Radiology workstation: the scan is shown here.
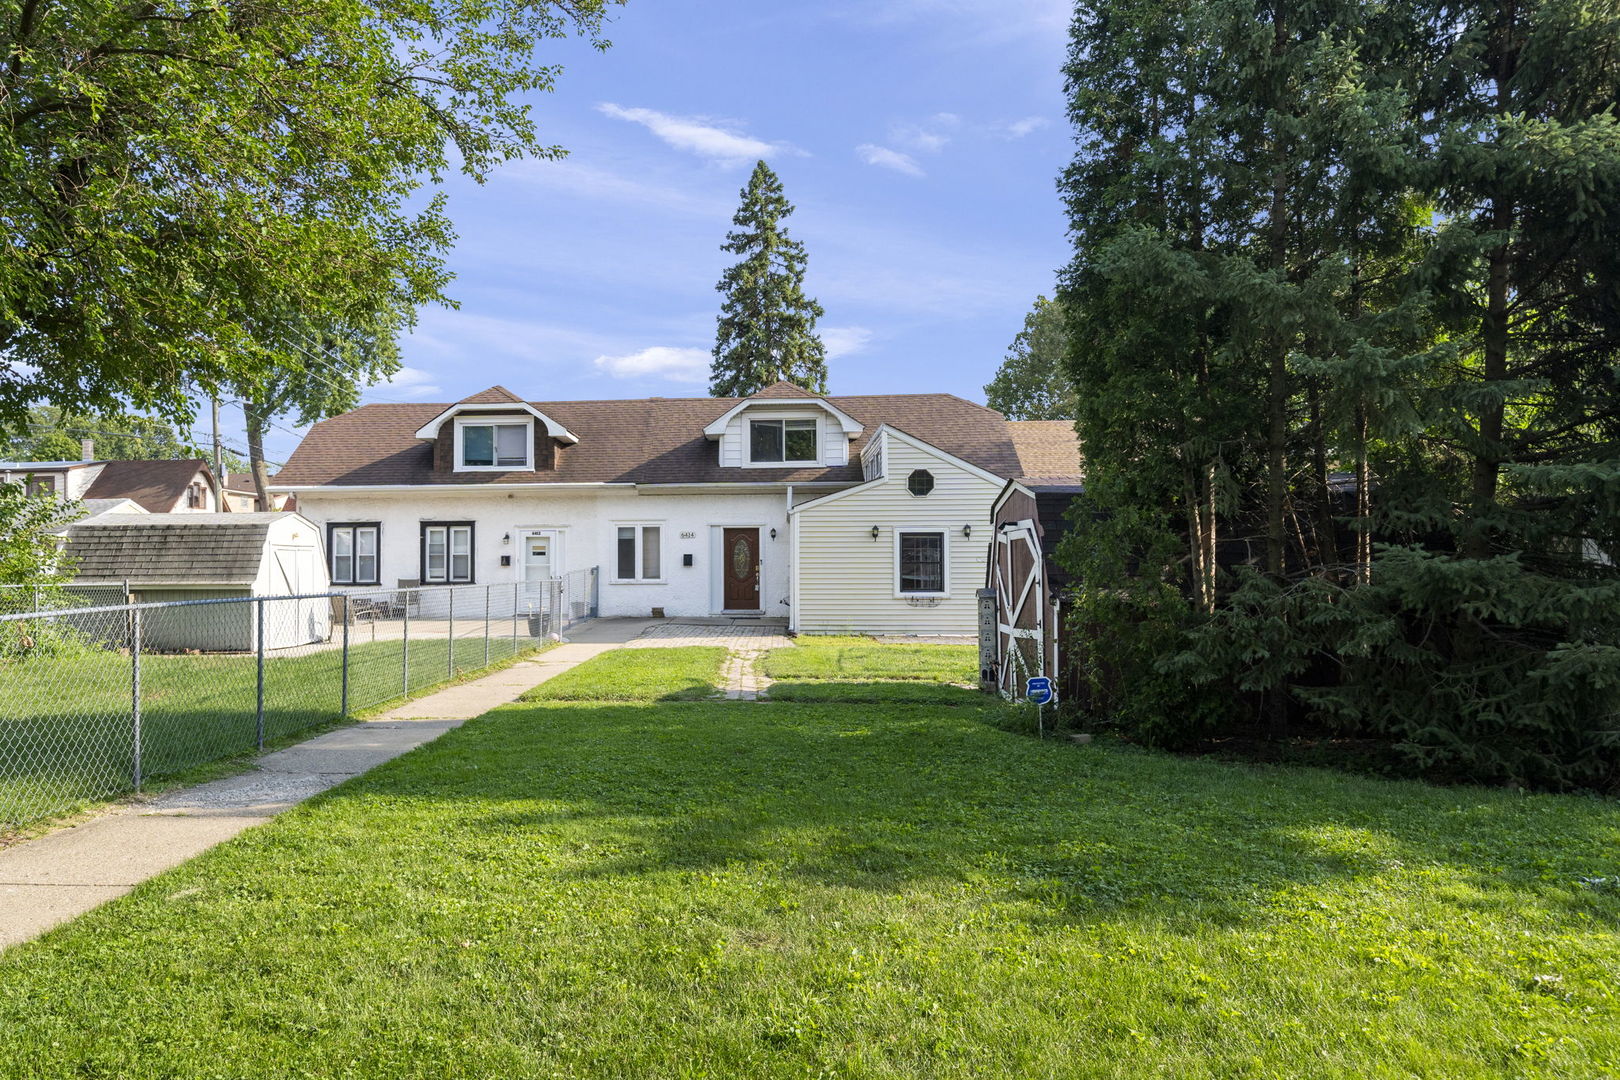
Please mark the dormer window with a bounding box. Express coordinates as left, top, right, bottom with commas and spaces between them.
455, 418, 531, 471
750, 418, 818, 464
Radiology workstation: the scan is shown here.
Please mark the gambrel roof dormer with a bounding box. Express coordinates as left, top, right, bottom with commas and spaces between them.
412, 386, 580, 445
702, 382, 864, 470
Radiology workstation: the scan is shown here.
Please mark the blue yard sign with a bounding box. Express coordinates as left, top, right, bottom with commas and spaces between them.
1026, 676, 1054, 706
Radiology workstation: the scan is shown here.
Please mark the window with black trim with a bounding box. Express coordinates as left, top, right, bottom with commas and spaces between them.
614, 524, 663, 581
329, 523, 381, 586
421, 522, 475, 583
897, 530, 946, 595
749, 418, 818, 463
907, 469, 935, 497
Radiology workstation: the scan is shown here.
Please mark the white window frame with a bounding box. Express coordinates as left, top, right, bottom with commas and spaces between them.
453, 416, 533, 472
328, 522, 380, 586
893, 527, 951, 599
422, 522, 475, 584
612, 522, 665, 584
745, 416, 821, 467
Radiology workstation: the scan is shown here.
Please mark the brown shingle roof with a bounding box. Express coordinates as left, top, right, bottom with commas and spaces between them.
1007, 421, 1083, 484
752, 381, 820, 399
82, 459, 212, 512
272, 393, 1030, 488
458, 385, 525, 404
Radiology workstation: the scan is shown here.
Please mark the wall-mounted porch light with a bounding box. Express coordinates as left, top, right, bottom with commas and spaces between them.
871, 525, 880, 541
502, 532, 511, 545
769, 527, 777, 540
962, 524, 972, 539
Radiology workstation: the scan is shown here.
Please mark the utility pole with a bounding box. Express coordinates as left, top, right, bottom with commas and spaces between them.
211, 397, 226, 510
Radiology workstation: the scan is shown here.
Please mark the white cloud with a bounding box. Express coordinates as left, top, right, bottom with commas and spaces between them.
893, 112, 961, 153
821, 326, 874, 359
593, 346, 711, 383
597, 103, 800, 166
856, 144, 925, 177
1003, 116, 1049, 138
371, 365, 441, 400
503, 160, 731, 217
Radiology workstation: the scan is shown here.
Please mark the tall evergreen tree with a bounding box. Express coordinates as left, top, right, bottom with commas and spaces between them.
984, 296, 1074, 419
710, 162, 827, 397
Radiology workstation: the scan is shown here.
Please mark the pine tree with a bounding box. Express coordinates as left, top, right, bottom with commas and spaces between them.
710, 161, 827, 397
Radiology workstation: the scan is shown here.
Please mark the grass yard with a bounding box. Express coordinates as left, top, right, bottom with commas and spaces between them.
0, 633, 546, 830
521, 646, 727, 702
0, 647, 1616, 1078
761, 634, 976, 683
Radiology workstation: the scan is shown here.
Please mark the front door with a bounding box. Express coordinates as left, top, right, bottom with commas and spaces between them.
523, 534, 551, 581
722, 528, 760, 610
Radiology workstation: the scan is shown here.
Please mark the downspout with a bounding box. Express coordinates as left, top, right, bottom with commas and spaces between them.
785, 485, 796, 633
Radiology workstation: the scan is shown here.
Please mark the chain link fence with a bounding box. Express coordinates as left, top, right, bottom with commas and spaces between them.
0, 582, 130, 616
0, 569, 599, 832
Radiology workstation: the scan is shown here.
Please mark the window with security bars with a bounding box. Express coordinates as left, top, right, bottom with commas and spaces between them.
329, 523, 380, 585
615, 524, 662, 581
422, 523, 474, 583
897, 530, 946, 595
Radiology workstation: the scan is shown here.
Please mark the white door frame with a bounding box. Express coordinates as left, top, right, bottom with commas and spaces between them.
709, 523, 767, 614
515, 527, 565, 581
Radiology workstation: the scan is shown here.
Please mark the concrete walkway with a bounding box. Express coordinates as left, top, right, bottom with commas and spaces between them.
0, 635, 630, 950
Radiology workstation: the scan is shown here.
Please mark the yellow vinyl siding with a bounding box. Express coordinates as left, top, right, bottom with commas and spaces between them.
793, 432, 998, 634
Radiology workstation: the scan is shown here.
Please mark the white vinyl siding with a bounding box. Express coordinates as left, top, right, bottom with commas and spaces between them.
719, 407, 849, 468
793, 430, 998, 634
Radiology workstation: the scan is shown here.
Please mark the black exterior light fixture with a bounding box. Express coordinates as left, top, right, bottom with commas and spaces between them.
769, 527, 777, 540
962, 524, 972, 539
871, 525, 880, 541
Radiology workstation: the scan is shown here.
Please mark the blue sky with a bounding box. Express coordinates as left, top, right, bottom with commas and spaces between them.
242, 0, 1072, 467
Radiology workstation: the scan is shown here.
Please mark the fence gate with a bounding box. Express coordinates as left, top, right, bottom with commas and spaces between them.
992, 520, 1044, 699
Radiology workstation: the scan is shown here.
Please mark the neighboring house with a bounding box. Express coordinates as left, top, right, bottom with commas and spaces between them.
61, 512, 330, 650
271, 384, 1081, 635
1, 456, 222, 513
222, 472, 296, 513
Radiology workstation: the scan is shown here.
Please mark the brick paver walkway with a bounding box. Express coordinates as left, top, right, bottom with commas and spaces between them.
622, 621, 792, 701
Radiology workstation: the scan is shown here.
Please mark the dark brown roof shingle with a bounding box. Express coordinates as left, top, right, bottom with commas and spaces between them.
83, 459, 212, 512
272, 393, 1034, 487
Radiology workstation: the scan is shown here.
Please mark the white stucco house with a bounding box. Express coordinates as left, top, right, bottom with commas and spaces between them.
270, 383, 1079, 635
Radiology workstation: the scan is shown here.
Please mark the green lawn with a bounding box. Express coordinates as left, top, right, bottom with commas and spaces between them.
521, 646, 726, 702
1, 633, 545, 830
762, 635, 976, 683
1, 649, 1616, 1077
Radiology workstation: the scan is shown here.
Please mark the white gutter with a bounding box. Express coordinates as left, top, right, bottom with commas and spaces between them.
268, 482, 629, 494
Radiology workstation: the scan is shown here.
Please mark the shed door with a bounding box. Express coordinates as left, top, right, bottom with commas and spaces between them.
723, 528, 760, 610
992, 522, 1043, 698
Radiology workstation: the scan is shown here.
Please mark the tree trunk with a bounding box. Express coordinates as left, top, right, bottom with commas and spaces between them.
244, 401, 273, 513
1355, 403, 1372, 584
1263, 4, 1291, 737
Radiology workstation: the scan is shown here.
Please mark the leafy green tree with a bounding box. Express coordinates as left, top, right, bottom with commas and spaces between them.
0, 484, 79, 586
0, 0, 616, 431
0, 407, 192, 462
984, 296, 1073, 420
711, 161, 827, 397
230, 311, 401, 510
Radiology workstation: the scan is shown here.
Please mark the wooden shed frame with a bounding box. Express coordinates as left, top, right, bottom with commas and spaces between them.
985, 478, 1083, 701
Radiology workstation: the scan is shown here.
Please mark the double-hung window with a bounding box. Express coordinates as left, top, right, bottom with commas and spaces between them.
614, 524, 662, 582
329, 523, 380, 586
457, 420, 530, 470
749, 418, 818, 464
896, 530, 948, 597
422, 523, 474, 584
